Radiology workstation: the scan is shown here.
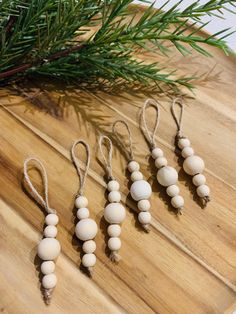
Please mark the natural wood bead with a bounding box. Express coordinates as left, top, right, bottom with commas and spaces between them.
82, 240, 96, 254
197, 185, 210, 197
138, 212, 151, 224
171, 195, 184, 209
104, 203, 126, 224
37, 238, 61, 261
183, 155, 205, 176
151, 148, 163, 159
130, 180, 152, 201
75, 218, 97, 241
75, 196, 88, 208
77, 207, 90, 220
166, 185, 180, 197
42, 273, 57, 289
138, 199, 150, 211
108, 237, 121, 251
181, 147, 194, 158
45, 214, 59, 226
157, 166, 178, 187
127, 161, 140, 172
178, 138, 190, 149
108, 191, 121, 203
82, 253, 96, 267
41, 261, 55, 275
44, 225, 57, 238
155, 157, 168, 169
107, 224, 121, 237
131, 171, 143, 182
192, 174, 206, 186
107, 180, 120, 192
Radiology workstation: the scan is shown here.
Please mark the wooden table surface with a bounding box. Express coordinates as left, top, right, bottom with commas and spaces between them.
0, 7, 236, 314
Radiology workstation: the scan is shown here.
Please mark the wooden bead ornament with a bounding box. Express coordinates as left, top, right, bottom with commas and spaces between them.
71, 140, 98, 274
112, 120, 152, 232
23, 158, 61, 305
99, 135, 126, 262
141, 99, 184, 215
171, 98, 210, 207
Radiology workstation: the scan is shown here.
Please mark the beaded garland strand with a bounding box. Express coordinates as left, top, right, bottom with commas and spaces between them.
23, 158, 61, 305
140, 99, 184, 215
71, 140, 98, 274
99, 135, 126, 262
171, 98, 210, 206
112, 120, 152, 232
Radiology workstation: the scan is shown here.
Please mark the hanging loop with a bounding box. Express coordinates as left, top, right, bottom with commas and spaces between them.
171, 98, 184, 137
112, 120, 134, 161
71, 139, 90, 196
141, 99, 160, 149
23, 157, 55, 214
98, 135, 115, 181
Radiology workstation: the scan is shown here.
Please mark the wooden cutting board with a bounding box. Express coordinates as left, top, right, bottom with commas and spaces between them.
0, 5, 236, 314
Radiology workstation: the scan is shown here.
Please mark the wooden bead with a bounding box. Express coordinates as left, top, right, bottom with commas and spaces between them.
130, 180, 152, 201
183, 155, 205, 176
82, 240, 96, 253
77, 207, 90, 220
192, 174, 206, 186
178, 138, 190, 149
75, 196, 88, 208
38, 238, 61, 260
42, 273, 57, 289
181, 147, 194, 158
108, 191, 121, 203
41, 261, 55, 275
45, 214, 59, 226
131, 171, 143, 182
75, 218, 97, 241
104, 203, 126, 224
155, 157, 168, 169
82, 253, 96, 267
108, 237, 121, 251
166, 185, 180, 197
107, 224, 121, 237
107, 180, 120, 192
157, 166, 178, 187
138, 199, 150, 211
127, 161, 140, 172
171, 195, 184, 208
138, 212, 151, 224
44, 225, 57, 238
197, 185, 210, 197
151, 148, 163, 159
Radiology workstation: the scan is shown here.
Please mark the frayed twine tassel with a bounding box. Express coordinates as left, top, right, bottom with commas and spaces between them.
44, 288, 53, 305
142, 224, 150, 233
177, 207, 183, 216
110, 251, 121, 263
87, 267, 93, 277
202, 196, 210, 208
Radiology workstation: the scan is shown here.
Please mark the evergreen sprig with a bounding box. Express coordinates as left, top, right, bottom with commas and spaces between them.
0, 0, 235, 91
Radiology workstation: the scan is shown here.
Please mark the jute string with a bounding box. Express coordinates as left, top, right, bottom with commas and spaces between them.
98, 135, 115, 181
171, 98, 184, 138
112, 120, 134, 161
71, 139, 90, 196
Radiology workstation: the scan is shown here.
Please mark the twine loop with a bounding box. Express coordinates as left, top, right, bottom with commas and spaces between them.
23, 157, 55, 214
71, 139, 90, 196
98, 135, 115, 181
171, 98, 184, 138
140, 99, 160, 149
112, 120, 134, 161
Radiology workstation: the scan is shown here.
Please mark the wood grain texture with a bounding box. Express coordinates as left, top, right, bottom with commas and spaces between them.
0, 6, 236, 314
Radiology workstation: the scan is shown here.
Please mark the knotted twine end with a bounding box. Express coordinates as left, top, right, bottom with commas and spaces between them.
142, 224, 151, 233
110, 251, 121, 263
44, 288, 53, 305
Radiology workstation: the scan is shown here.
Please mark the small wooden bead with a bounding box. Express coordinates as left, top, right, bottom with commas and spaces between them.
127, 161, 140, 172
181, 147, 194, 158
82, 240, 96, 253
197, 185, 210, 197
138, 199, 150, 211
44, 225, 57, 238
77, 207, 90, 220
130, 180, 152, 201
107, 224, 121, 237
157, 166, 178, 187
151, 148, 164, 159
178, 138, 190, 149
107, 180, 120, 192
166, 185, 180, 197
75, 218, 98, 241
108, 191, 121, 203
41, 261, 55, 275
183, 155, 205, 176
108, 237, 121, 251
104, 203, 126, 224
171, 195, 184, 208
138, 212, 151, 224
37, 238, 61, 261
75, 196, 88, 208
45, 214, 59, 226
155, 157, 168, 169
192, 174, 206, 186
82, 253, 96, 267
42, 273, 57, 289
131, 171, 143, 182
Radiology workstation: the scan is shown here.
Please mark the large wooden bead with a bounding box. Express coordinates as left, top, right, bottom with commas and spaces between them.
171, 195, 184, 208
42, 273, 57, 289
82, 253, 96, 267
183, 155, 205, 175
157, 166, 178, 187
44, 225, 57, 238
75, 196, 88, 208
107, 180, 120, 192
197, 185, 210, 197
138, 212, 151, 224
192, 174, 206, 186
82, 240, 96, 253
108, 237, 121, 251
38, 238, 61, 260
75, 218, 98, 241
104, 203, 126, 224
45, 214, 59, 226
41, 261, 55, 275
107, 224, 121, 237
130, 180, 152, 201
127, 161, 140, 172
108, 191, 121, 203
138, 199, 150, 211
